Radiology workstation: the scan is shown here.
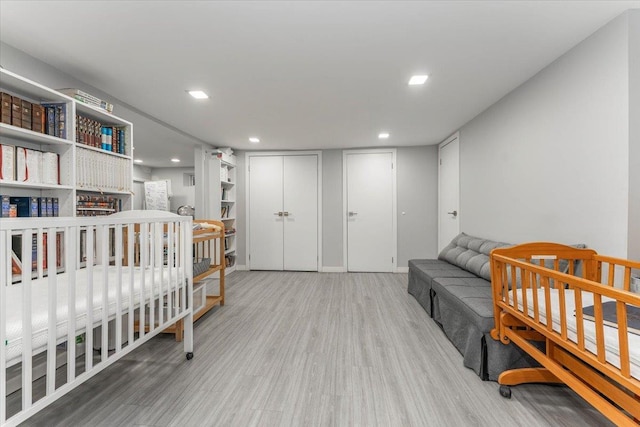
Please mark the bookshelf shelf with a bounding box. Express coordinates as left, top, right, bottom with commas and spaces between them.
0, 181, 73, 191
221, 200, 235, 204
76, 187, 132, 195
0, 69, 134, 217
76, 143, 132, 160
0, 123, 73, 146
0, 69, 73, 105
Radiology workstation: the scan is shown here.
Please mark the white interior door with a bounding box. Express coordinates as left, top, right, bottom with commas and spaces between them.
345, 151, 395, 272
283, 155, 318, 271
438, 134, 460, 251
249, 156, 284, 270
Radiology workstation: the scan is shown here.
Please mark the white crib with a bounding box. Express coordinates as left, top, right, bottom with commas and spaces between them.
1, 212, 194, 426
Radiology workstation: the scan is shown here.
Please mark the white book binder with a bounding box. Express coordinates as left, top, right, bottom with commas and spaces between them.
42, 152, 59, 185
0, 144, 15, 181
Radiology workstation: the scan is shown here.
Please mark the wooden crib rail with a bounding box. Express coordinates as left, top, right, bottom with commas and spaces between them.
489, 242, 640, 426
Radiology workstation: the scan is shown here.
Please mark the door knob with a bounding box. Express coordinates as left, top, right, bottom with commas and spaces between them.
348, 211, 358, 217
447, 210, 458, 217
274, 212, 283, 217
283, 211, 290, 217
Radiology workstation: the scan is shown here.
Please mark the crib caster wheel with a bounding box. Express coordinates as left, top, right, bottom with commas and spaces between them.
499, 385, 512, 399
186, 352, 194, 360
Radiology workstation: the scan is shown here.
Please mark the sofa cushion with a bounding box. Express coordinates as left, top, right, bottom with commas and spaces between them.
436, 283, 495, 332
438, 232, 511, 280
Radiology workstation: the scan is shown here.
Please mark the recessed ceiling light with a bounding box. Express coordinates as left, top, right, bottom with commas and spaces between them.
188, 90, 209, 99
408, 75, 429, 85
249, 137, 260, 143
378, 132, 390, 139
134, 159, 143, 163
171, 158, 181, 163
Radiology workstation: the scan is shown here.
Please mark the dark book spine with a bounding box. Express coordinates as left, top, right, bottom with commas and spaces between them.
11, 96, 22, 128
0, 93, 12, 124
21, 100, 32, 130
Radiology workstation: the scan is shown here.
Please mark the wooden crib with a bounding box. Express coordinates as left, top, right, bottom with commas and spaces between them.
490, 242, 640, 426
1, 212, 194, 427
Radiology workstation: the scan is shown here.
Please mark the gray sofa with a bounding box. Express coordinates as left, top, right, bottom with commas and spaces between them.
408, 232, 537, 381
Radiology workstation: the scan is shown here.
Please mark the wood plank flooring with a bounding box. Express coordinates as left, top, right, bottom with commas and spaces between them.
17, 271, 611, 426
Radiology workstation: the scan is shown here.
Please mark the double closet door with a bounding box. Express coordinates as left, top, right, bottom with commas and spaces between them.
249, 154, 318, 271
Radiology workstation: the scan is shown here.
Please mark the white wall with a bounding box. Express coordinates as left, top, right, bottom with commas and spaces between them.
459, 12, 631, 257
151, 168, 195, 213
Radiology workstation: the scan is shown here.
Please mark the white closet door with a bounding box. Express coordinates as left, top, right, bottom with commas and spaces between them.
249, 156, 284, 270
283, 155, 318, 271
346, 152, 394, 272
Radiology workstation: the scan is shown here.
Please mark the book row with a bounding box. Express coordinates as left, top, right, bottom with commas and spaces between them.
0, 144, 60, 185
76, 113, 126, 154
220, 205, 233, 218
58, 88, 114, 114
1, 93, 66, 138
76, 194, 122, 216
76, 148, 131, 192
1, 195, 60, 218
11, 232, 64, 279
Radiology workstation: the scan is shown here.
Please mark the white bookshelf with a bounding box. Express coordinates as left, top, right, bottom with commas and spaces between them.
218, 153, 237, 274
0, 68, 133, 217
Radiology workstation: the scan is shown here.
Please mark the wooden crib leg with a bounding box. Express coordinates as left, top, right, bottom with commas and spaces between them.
175, 319, 184, 342
499, 367, 562, 386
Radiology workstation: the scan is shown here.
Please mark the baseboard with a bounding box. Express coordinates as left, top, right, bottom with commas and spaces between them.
322, 266, 347, 273
396, 267, 409, 273
235, 264, 247, 271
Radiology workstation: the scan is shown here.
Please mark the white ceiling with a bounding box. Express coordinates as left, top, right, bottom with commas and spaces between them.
1, 1, 638, 168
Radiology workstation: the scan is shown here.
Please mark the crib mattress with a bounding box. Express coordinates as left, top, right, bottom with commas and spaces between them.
514, 288, 640, 380
4, 265, 186, 367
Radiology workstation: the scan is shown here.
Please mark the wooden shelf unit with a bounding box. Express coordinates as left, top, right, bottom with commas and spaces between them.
166, 219, 226, 341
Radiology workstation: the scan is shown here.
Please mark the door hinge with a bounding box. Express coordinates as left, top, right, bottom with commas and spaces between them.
391, 162, 394, 169
440, 159, 442, 165
392, 257, 394, 263
249, 254, 251, 261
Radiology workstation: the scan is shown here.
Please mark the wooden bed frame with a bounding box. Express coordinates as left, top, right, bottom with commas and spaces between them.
490, 242, 640, 426
1, 213, 194, 427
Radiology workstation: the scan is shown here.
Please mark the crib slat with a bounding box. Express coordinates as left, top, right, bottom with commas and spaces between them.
115, 224, 123, 352
623, 267, 631, 292
85, 226, 94, 372
101, 225, 109, 362
167, 222, 174, 323
510, 265, 518, 309
543, 275, 553, 332
180, 222, 187, 319
521, 266, 529, 318
574, 289, 585, 351
616, 302, 631, 378
558, 286, 567, 340
127, 224, 135, 346
593, 295, 606, 363
148, 223, 155, 332
21, 229, 33, 410
46, 229, 57, 395
531, 271, 540, 324
66, 226, 77, 382
139, 224, 147, 338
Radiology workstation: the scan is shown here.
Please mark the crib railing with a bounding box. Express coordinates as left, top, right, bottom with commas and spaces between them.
1, 213, 193, 427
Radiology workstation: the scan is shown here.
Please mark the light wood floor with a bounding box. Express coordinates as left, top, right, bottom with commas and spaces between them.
18, 271, 611, 426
